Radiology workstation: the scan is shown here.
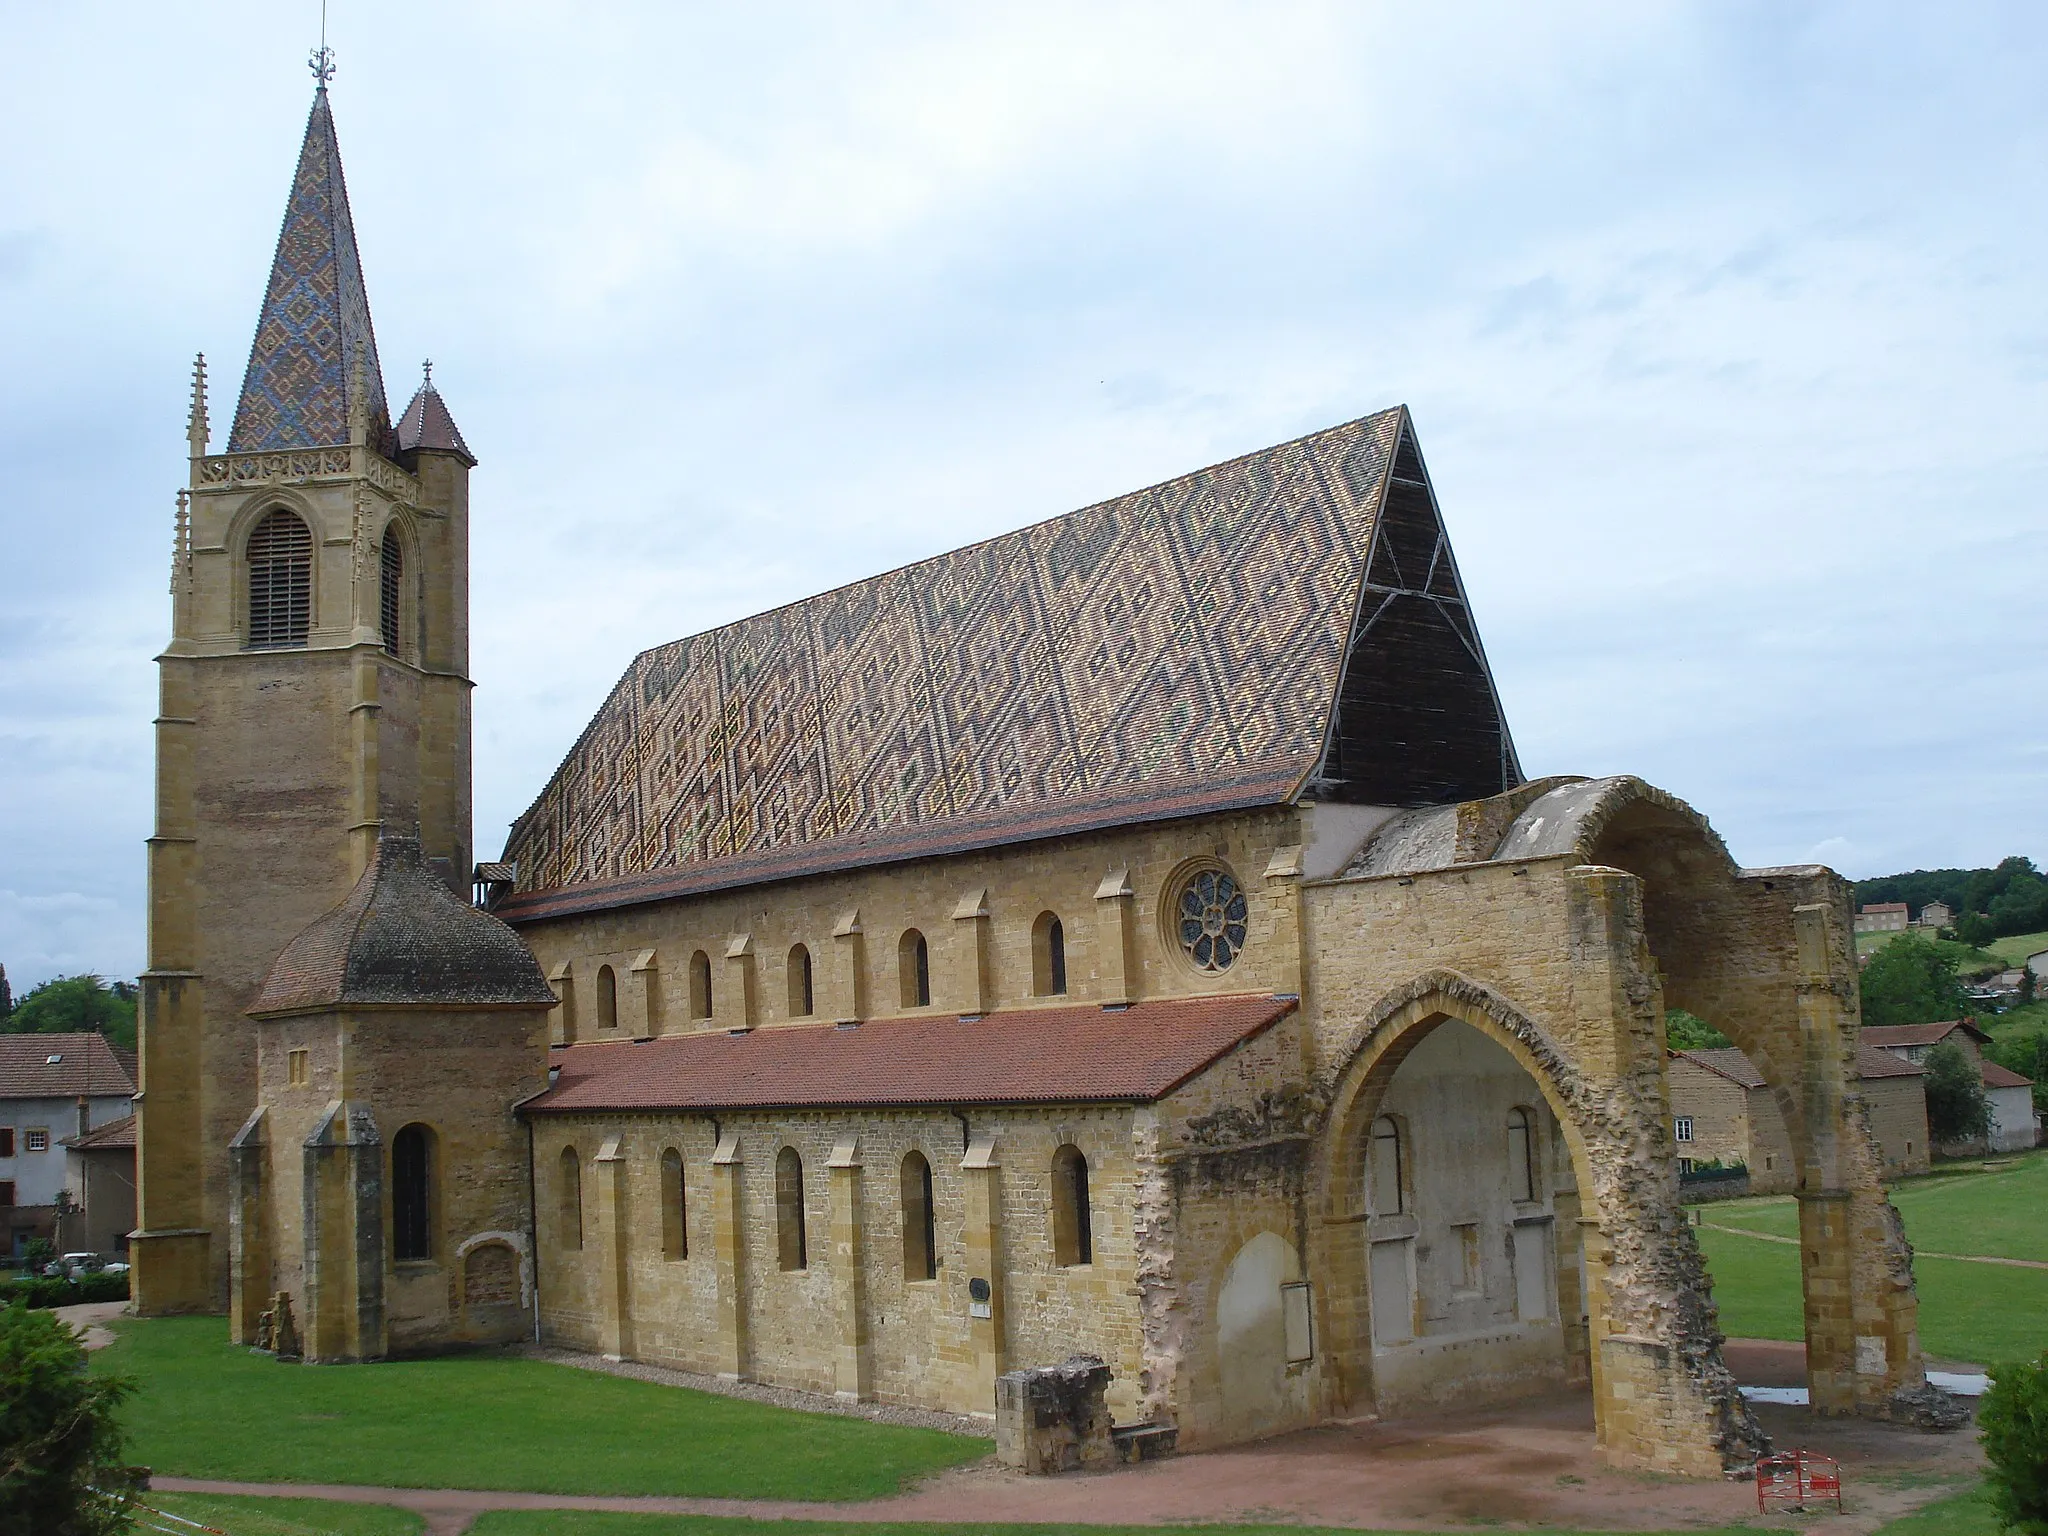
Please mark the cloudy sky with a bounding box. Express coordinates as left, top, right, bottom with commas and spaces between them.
2, 2, 2042, 990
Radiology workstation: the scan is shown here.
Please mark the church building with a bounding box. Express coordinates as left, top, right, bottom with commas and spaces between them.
135, 81, 1946, 1475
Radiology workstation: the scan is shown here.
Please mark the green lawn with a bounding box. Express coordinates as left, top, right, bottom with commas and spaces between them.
1697, 1151, 2048, 1364
145, 1493, 424, 1536
98, 1317, 987, 1497
1707, 1148, 2048, 1261
1984, 930, 2048, 967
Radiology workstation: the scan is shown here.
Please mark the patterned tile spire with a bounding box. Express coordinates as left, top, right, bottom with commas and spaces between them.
227, 87, 391, 454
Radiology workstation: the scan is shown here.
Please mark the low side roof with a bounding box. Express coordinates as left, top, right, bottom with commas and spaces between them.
1673, 1043, 1923, 1086
1982, 1060, 2035, 1089
1861, 1021, 1989, 1049
500, 408, 1523, 918
0, 1034, 136, 1099
524, 993, 1296, 1114
63, 1113, 137, 1151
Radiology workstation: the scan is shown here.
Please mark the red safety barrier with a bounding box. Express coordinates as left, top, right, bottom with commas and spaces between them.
1756, 1448, 1843, 1513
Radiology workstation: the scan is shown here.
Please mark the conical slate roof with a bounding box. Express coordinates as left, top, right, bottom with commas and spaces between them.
227, 87, 391, 454
395, 379, 476, 465
250, 836, 555, 1016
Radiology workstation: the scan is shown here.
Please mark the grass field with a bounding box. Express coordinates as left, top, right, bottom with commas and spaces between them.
1697, 1149, 2048, 1365
145, 1493, 424, 1535
1984, 930, 2048, 967
97, 1317, 987, 1497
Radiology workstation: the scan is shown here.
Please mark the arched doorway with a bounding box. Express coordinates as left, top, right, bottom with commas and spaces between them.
1319, 1001, 1592, 1420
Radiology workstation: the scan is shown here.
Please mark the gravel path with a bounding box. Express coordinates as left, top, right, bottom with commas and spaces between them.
522, 1345, 987, 1436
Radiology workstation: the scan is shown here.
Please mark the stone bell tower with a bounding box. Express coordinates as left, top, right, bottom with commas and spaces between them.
134, 77, 479, 1314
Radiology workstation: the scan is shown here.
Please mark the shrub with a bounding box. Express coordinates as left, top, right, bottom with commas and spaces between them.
0, 1273, 130, 1310
1925, 1041, 1993, 1145
0, 1301, 138, 1535
1980, 1350, 2048, 1535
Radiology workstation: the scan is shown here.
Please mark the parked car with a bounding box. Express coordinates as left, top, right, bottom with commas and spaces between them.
43, 1252, 106, 1279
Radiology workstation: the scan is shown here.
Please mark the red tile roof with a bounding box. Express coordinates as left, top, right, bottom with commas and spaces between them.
1981, 1061, 2034, 1090
1861, 1020, 1989, 1049
0, 1035, 137, 1100
1672, 1043, 1923, 1086
1859, 902, 1909, 914
395, 381, 475, 465
524, 993, 1296, 1115
63, 1113, 136, 1151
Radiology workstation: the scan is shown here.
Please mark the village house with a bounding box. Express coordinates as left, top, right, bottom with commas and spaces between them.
1853, 902, 1909, 935
1667, 1046, 1928, 1194
1861, 1022, 2039, 1154
0, 1034, 135, 1259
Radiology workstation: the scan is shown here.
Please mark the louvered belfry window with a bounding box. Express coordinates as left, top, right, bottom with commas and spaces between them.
380, 526, 403, 656
246, 510, 312, 649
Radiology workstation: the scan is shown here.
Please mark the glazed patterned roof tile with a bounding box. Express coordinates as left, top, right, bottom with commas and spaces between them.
525, 993, 1296, 1113
502, 408, 1522, 915
228, 88, 391, 454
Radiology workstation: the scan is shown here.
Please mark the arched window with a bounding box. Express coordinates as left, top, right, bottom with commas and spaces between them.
1507, 1106, 1538, 1203
898, 929, 930, 1009
554, 964, 577, 1044
787, 944, 814, 1018
1051, 1144, 1092, 1266
901, 1150, 937, 1281
559, 1145, 583, 1251
1369, 1115, 1405, 1216
380, 525, 404, 656
246, 509, 312, 649
596, 964, 618, 1030
660, 1147, 687, 1261
688, 950, 713, 1020
392, 1123, 433, 1262
775, 1146, 807, 1271
1032, 912, 1067, 997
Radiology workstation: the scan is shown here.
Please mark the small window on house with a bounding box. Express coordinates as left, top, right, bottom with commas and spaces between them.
1032, 912, 1067, 997
660, 1147, 687, 1261
898, 929, 930, 1009
0, 1180, 13, 1206
559, 1145, 583, 1251
596, 964, 618, 1030
0, 1129, 13, 1157
1369, 1115, 1405, 1216
286, 1049, 309, 1087
1507, 1106, 1538, 1203
246, 509, 313, 649
1674, 1116, 1694, 1145
776, 1146, 808, 1271
902, 1150, 938, 1281
24, 1130, 48, 1154
1678, 1156, 1695, 1175
788, 944, 814, 1018
1051, 1144, 1093, 1266
688, 950, 713, 1020
392, 1123, 433, 1262
380, 525, 404, 656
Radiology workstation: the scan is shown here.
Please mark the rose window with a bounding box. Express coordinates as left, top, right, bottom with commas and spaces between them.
1177, 869, 1248, 972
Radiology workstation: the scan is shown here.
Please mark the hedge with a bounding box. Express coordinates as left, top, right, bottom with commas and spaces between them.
1, 1272, 131, 1308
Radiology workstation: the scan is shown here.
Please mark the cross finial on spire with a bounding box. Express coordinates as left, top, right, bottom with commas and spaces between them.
422, 358, 434, 388
309, 0, 334, 86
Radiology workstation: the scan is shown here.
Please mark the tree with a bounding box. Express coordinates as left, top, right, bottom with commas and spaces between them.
1859, 937, 1969, 1028
1665, 1009, 1733, 1050
0, 1302, 138, 1535
1979, 1349, 2048, 1536
1922, 1042, 1992, 1146
3, 977, 136, 1053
